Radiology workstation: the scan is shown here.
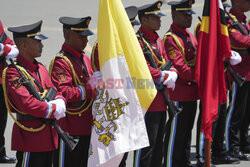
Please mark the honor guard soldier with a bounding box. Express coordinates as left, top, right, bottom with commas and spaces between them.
194, 0, 241, 165
4, 20, 66, 167
91, 6, 140, 72
134, 1, 178, 167
49, 16, 102, 167
225, 0, 250, 161
0, 20, 18, 164
163, 1, 199, 166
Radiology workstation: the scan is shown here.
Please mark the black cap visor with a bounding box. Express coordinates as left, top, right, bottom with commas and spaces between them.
223, 3, 231, 8
131, 20, 141, 26
77, 29, 94, 36
158, 12, 166, 16
180, 9, 196, 15
154, 11, 166, 16
34, 33, 48, 40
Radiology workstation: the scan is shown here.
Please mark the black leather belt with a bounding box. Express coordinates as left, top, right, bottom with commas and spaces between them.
16, 113, 36, 121
16, 113, 54, 125
68, 100, 91, 108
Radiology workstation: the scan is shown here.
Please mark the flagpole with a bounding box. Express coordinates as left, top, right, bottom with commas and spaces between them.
204, 138, 211, 167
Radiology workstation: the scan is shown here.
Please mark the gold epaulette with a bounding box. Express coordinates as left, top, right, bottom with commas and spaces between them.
55, 51, 65, 58
163, 32, 195, 67
91, 41, 98, 72
49, 51, 94, 115
194, 21, 201, 40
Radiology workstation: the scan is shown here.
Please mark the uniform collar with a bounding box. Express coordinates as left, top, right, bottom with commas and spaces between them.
17, 54, 39, 72
139, 26, 159, 41
230, 9, 246, 23
170, 24, 189, 36
62, 43, 84, 59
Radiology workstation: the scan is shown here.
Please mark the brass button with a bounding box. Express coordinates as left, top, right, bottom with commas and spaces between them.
188, 82, 191, 85
188, 49, 190, 52
80, 75, 83, 78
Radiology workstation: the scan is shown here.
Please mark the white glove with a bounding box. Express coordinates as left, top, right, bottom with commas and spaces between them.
49, 99, 66, 120
163, 71, 178, 90
88, 71, 102, 89
230, 50, 242, 66
6, 44, 19, 60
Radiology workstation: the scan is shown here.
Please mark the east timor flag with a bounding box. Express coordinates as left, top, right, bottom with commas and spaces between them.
195, 0, 231, 141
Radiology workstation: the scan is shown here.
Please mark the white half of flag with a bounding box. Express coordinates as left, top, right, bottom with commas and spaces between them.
88, 55, 149, 166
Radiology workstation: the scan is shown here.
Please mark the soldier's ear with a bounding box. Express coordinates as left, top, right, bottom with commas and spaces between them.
172, 11, 179, 21
141, 16, 148, 24
63, 28, 70, 40
18, 39, 27, 51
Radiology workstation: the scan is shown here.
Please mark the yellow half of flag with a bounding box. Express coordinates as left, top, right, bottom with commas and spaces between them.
98, 0, 157, 110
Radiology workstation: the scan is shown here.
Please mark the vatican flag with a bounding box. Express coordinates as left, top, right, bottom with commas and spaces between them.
87, 0, 157, 166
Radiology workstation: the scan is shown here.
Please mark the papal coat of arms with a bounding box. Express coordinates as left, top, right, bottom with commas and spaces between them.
92, 89, 129, 147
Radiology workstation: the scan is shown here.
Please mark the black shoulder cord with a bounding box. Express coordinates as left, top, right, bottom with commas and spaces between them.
16, 60, 44, 93
238, 20, 249, 35
63, 50, 89, 78
171, 30, 197, 53
138, 31, 163, 61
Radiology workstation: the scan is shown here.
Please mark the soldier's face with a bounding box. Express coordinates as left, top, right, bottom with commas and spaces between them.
241, 0, 250, 12
68, 31, 88, 52
142, 15, 161, 31
233, 0, 250, 12
173, 11, 192, 29
24, 38, 43, 59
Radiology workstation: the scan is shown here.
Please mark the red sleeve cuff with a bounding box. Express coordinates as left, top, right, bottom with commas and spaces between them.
85, 83, 96, 100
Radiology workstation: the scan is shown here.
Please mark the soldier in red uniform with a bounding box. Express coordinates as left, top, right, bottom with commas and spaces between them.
133, 1, 178, 167
4, 20, 66, 167
50, 17, 102, 167
91, 6, 140, 72
162, 1, 199, 166
193, 0, 241, 165
225, 0, 250, 161
0, 20, 18, 164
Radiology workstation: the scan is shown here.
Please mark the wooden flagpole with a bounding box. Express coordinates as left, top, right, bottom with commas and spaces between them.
204, 138, 211, 167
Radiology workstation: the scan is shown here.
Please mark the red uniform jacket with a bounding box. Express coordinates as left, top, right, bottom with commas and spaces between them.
164, 24, 199, 101
138, 26, 177, 112
0, 20, 15, 84
5, 55, 65, 152
228, 9, 250, 81
50, 43, 94, 136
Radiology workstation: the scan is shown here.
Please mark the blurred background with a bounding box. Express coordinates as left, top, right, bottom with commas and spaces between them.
0, 0, 249, 166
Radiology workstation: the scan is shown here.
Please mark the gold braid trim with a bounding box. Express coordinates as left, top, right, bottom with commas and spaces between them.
2, 66, 46, 132
163, 32, 196, 67
231, 45, 248, 50
228, 15, 248, 50
141, 37, 166, 69
194, 21, 201, 40
91, 41, 98, 72
49, 53, 93, 116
